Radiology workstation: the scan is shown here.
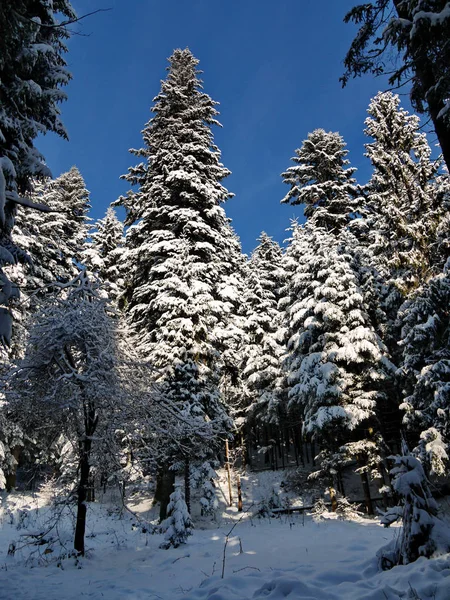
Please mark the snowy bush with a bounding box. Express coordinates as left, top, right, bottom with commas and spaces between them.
256, 487, 283, 518
311, 495, 362, 521
334, 496, 363, 520
311, 498, 328, 522
159, 486, 193, 549
378, 454, 448, 568
0, 413, 25, 491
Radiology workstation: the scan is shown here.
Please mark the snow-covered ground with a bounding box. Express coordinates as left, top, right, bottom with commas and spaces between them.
1, 471, 449, 600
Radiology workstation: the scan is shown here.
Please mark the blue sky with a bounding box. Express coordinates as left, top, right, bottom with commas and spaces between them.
39, 0, 396, 254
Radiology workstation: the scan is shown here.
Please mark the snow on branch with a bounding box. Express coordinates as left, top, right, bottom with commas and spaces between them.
5, 192, 52, 213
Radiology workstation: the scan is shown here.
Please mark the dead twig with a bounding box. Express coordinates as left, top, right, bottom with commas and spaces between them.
172, 553, 190, 564
221, 504, 254, 579
232, 566, 261, 573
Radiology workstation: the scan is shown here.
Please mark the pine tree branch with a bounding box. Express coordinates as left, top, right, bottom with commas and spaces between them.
12, 8, 113, 31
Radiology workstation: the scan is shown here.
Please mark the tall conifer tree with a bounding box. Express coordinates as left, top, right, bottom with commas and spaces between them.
399, 261, 450, 459
83, 207, 124, 300
242, 233, 286, 425
116, 50, 242, 497
281, 223, 394, 485
0, 1, 75, 346
362, 92, 446, 294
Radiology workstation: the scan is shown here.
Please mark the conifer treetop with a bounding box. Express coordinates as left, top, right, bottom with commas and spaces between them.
281, 129, 358, 231
362, 91, 447, 291
119, 48, 232, 229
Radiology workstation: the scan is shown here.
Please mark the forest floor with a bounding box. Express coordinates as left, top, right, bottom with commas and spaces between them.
0, 469, 450, 599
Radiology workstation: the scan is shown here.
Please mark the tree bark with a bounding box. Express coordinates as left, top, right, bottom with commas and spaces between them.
73, 391, 98, 556
184, 457, 191, 514
156, 468, 175, 521
329, 487, 338, 512
358, 456, 374, 516
74, 436, 92, 555
225, 439, 233, 506
237, 475, 243, 512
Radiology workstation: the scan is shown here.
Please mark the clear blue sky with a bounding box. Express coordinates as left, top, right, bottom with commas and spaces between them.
38, 0, 397, 254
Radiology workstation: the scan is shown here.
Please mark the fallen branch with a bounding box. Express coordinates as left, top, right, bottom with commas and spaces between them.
172, 553, 190, 564
232, 566, 261, 573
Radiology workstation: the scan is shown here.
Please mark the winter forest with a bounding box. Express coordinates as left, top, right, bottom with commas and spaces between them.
1, 2, 450, 599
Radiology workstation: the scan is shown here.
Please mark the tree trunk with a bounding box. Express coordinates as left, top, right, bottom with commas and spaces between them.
337, 468, 345, 497
156, 468, 175, 522
237, 475, 243, 512
279, 430, 285, 469
74, 437, 92, 555
292, 428, 299, 467
225, 439, 233, 506
358, 457, 374, 516
5, 446, 21, 492
184, 457, 191, 514
329, 487, 338, 512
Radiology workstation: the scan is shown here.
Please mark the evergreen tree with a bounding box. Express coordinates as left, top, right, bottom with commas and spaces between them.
242, 233, 286, 425
84, 207, 124, 299
413, 428, 448, 478
379, 453, 442, 568
399, 262, 450, 453
0, 1, 75, 346
11, 172, 88, 292
159, 485, 193, 549
362, 92, 446, 293
116, 49, 242, 505
282, 223, 394, 484
45, 166, 91, 265
281, 129, 359, 231
215, 222, 249, 419
342, 1, 450, 171
2, 168, 91, 359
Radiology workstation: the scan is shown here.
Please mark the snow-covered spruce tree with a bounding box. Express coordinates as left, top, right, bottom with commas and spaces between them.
8, 273, 122, 555
44, 166, 91, 265
379, 453, 444, 568
83, 207, 124, 300
342, 1, 450, 172
281, 129, 359, 231
241, 233, 286, 426
398, 261, 450, 463
281, 222, 395, 499
12, 180, 77, 291
0, 1, 75, 346
190, 461, 219, 516
156, 344, 224, 514
115, 49, 241, 513
1, 168, 90, 364
362, 92, 446, 295
216, 222, 249, 422
9, 168, 90, 297
159, 484, 193, 549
